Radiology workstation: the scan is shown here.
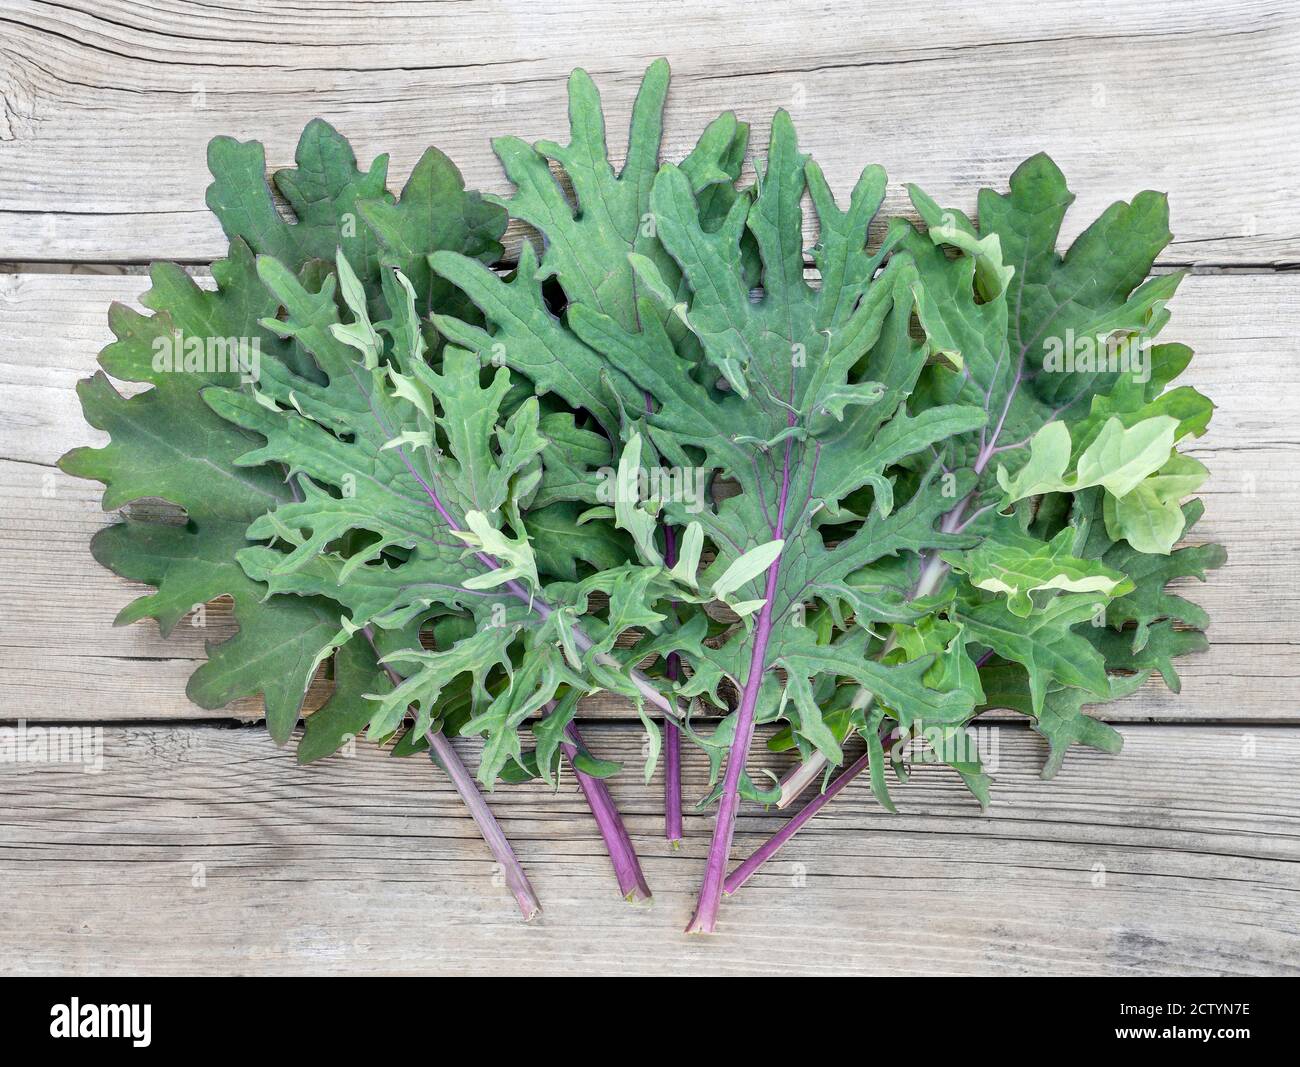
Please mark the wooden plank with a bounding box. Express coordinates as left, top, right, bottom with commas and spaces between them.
0, 722, 1295, 975
0, 1, 1296, 264
1, 271, 1297, 722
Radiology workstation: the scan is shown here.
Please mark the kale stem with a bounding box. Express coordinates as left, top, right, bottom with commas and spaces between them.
561, 717, 653, 902
380, 434, 660, 893
663, 524, 683, 847
425, 729, 542, 921
734, 647, 997, 891
686, 418, 797, 934
637, 390, 683, 845
664, 697, 683, 845
685, 581, 778, 933
723, 748, 873, 895
361, 626, 541, 921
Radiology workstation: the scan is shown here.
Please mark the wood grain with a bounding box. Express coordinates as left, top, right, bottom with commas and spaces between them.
2, 0, 1296, 980
3, 271, 1294, 723
0, 722, 1295, 975
0, 1, 1296, 264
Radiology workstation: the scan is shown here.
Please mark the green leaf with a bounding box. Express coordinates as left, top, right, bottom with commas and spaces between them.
669, 522, 705, 588
909, 182, 1013, 300
980, 663, 1140, 778
206, 120, 389, 276
956, 593, 1112, 716
711, 538, 783, 604
431, 61, 751, 430
358, 146, 506, 318
488, 60, 748, 334
997, 415, 1177, 502
1104, 452, 1209, 554
533, 410, 614, 510
571, 751, 623, 779
782, 671, 843, 763
59, 242, 342, 742
297, 631, 397, 763
1073, 416, 1179, 497
610, 432, 664, 566
532, 688, 582, 787
431, 243, 624, 431
863, 711, 899, 813
1074, 491, 1225, 673
1089, 620, 1205, 692
67, 122, 521, 747
943, 526, 1133, 617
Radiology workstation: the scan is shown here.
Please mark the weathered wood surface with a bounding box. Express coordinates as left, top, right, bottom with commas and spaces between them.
2, 271, 1295, 723
0, 723, 1295, 975
0, 1, 1297, 265
0, 0, 1297, 979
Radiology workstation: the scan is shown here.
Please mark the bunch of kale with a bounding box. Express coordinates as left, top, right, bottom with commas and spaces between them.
64, 61, 1221, 931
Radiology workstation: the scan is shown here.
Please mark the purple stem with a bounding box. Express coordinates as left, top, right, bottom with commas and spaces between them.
723, 748, 872, 895
425, 730, 541, 921
685, 421, 797, 934
637, 387, 686, 847
362, 626, 541, 921
561, 716, 653, 902
734, 648, 999, 891
663, 525, 683, 847
374, 420, 658, 897
643, 390, 684, 846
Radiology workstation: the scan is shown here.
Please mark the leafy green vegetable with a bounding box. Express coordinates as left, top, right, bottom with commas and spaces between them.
437, 105, 996, 931
423, 81, 1222, 930
63, 118, 652, 917
62, 63, 1222, 933
734, 155, 1222, 916
61, 243, 347, 743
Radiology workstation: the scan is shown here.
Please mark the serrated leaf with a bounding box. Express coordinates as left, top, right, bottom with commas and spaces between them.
980, 663, 1139, 778
955, 593, 1112, 716
59, 242, 343, 741
943, 526, 1133, 617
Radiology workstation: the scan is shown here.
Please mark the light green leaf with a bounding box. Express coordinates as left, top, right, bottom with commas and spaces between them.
1073, 415, 1178, 498
456, 510, 540, 592
944, 527, 1133, 617
669, 522, 704, 588
1104, 452, 1209, 554
712, 538, 783, 603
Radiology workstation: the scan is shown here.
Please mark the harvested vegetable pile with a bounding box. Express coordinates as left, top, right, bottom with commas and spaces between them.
63, 60, 1222, 932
